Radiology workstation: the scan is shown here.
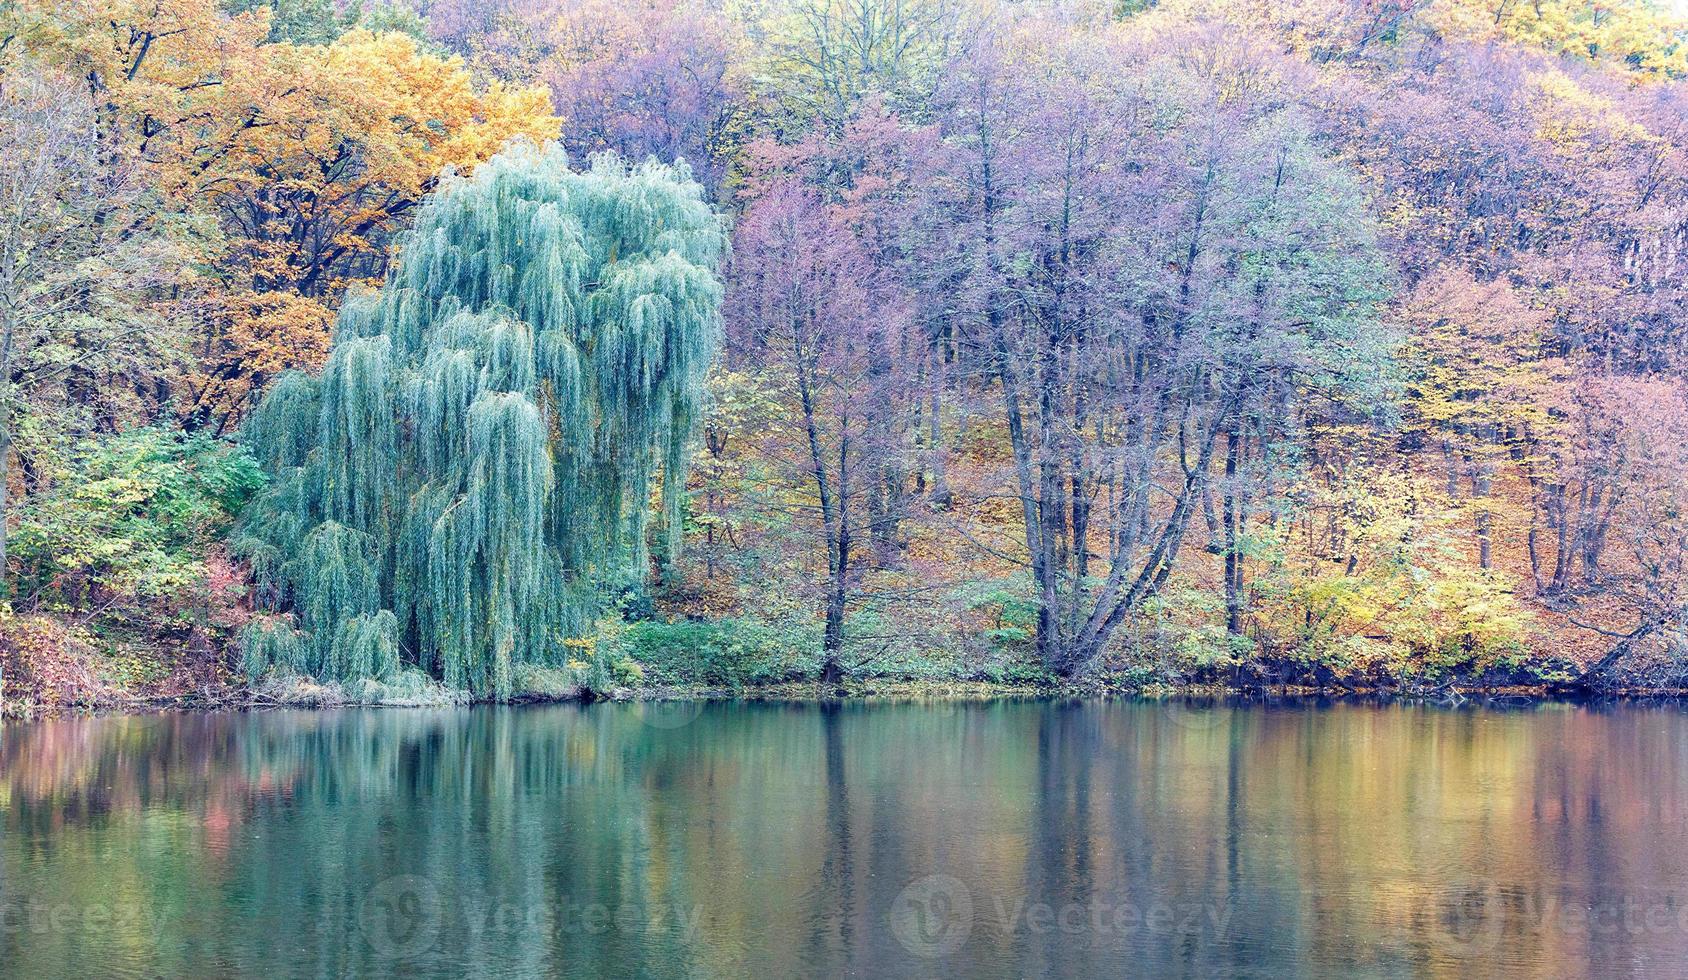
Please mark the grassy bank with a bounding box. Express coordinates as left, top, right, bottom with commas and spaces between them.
0, 596, 1660, 720
4, 663, 1667, 721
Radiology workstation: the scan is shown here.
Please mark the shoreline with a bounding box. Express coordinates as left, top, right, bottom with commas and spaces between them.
5, 676, 1683, 721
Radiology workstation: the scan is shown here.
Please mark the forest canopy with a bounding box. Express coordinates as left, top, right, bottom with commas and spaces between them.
4, 0, 1688, 705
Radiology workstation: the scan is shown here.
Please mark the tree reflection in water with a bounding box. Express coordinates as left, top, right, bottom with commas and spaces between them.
3, 701, 1687, 978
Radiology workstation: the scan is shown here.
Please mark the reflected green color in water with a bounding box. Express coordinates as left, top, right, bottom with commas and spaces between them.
3, 701, 1687, 978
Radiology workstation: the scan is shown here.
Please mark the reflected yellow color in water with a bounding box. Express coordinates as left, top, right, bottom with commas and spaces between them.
2, 701, 1686, 978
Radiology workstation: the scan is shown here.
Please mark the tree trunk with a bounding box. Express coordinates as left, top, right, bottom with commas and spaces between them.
824, 435, 851, 686
927, 354, 951, 508
793, 329, 849, 686
0, 416, 8, 594
822, 584, 846, 685
1222, 426, 1245, 636
1575, 621, 1658, 689
981, 137, 1057, 669
1, 235, 15, 593
1548, 483, 1571, 595
1471, 464, 1493, 571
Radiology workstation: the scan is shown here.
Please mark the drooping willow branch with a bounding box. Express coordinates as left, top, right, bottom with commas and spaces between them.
234, 141, 724, 695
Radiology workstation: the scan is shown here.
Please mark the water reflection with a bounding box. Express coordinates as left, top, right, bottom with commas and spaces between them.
3, 701, 1687, 977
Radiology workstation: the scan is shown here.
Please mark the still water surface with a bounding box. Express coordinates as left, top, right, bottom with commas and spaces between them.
3, 700, 1688, 978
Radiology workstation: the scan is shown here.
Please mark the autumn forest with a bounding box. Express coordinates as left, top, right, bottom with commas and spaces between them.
5, 0, 1688, 711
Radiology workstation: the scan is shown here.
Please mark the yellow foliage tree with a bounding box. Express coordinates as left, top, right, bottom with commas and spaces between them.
1260, 463, 1534, 679
1430, 0, 1688, 75
1400, 268, 1565, 566
1137, 1, 1688, 75
1, 2, 560, 427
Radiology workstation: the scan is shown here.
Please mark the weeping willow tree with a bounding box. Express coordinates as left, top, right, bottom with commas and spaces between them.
235, 141, 724, 696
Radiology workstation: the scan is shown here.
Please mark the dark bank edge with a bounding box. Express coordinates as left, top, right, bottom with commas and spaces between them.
6, 674, 1684, 721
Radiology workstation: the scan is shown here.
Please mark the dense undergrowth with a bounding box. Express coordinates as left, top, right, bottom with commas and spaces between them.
0, 427, 1627, 714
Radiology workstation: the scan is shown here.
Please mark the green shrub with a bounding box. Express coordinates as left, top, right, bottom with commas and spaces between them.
11, 426, 265, 609
619, 617, 818, 686
511, 663, 584, 699
950, 575, 1039, 654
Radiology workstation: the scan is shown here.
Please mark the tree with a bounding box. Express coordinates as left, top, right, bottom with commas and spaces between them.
757, 0, 964, 135
1327, 20, 1688, 623
4, 1, 559, 427
538, 0, 749, 198
1331, 28, 1688, 368
1400, 268, 1559, 570
1155, 0, 1688, 75
236, 141, 724, 695
1127, 0, 1438, 62
418, 0, 750, 197
1431, 0, 1688, 76
1562, 377, 1688, 683
225, 0, 359, 43
727, 178, 912, 681
939, 22, 1392, 675
1253, 458, 1533, 681
0, 66, 189, 593
720, 96, 948, 679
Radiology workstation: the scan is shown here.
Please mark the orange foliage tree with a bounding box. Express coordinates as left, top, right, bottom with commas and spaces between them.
2, 1, 559, 428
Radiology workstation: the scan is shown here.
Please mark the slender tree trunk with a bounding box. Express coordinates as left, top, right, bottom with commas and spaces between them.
823, 524, 848, 685
1035, 318, 1065, 668
1222, 425, 1244, 636
1067, 318, 1091, 644
1576, 621, 1658, 689
0, 400, 9, 592
1526, 513, 1542, 590
865, 478, 886, 560
0, 278, 14, 593
0, 205, 15, 517
1580, 482, 1618, 586
912, 355, 927, 497
1548, 483, 1571, 595
999, 344, 1052, 667
793, 330, 848, 684
927, 342, 951, 508
1072, 404, 1227, 671
1471, 463, 1493, 570
825, 416, 853, 684
976, 105, 1060, 670
864, 326, 899, 562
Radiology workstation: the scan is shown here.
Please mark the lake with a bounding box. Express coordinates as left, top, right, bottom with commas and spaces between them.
3, 700, 1687, 978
